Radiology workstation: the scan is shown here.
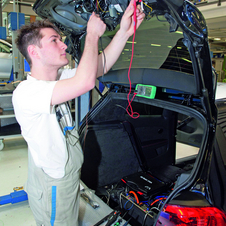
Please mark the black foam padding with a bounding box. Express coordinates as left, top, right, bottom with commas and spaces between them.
81, 123, 141, 189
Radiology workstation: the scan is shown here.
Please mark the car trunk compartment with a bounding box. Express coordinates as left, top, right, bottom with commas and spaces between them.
78, 92, 205, 225
79, 99, 177, 189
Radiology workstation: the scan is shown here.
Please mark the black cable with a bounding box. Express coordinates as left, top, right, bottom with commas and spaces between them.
90, 0, 98, 13
123, 217, 132, 226
156, 15, 167, 22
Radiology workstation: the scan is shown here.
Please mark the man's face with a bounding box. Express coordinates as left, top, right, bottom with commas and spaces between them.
37, 28, 69, 68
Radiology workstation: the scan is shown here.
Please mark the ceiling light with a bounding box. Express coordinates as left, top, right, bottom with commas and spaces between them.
214, 38, 221, 41
182, 58, 192, 63
151, 44, 161, 47
126, 41, 137, 44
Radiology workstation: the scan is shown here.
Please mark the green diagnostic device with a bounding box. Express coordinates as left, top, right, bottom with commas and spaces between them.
135, 84, 157, 99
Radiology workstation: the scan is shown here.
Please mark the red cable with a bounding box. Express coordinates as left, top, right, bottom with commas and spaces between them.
129, 191, 140, 204
126, 0, 140, 119
150, 197, 166, 206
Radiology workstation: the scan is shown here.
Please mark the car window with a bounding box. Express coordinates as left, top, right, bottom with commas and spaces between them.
98, 15, 194, 74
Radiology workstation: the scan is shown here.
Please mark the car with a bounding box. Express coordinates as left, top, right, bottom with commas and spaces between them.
0, 39, 12, 81
33, 0, 226, 225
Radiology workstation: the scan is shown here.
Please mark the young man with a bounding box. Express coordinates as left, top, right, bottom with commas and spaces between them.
12, 1, 144, 226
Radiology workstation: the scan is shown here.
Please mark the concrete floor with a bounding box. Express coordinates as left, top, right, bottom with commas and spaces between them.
0, 138, 36, 226
0, 138, 199, 226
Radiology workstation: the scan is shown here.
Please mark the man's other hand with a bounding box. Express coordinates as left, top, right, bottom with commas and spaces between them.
120, 0, 145, 37
87, 12, 106, 38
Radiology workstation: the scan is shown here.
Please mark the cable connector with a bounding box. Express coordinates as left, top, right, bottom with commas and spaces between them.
140, 0, 144, 11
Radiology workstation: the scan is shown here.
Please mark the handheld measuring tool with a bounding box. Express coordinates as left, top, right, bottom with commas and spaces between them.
135, 84, 157, 99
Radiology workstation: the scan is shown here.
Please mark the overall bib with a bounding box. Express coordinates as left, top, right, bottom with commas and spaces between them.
25, 103, 84, 226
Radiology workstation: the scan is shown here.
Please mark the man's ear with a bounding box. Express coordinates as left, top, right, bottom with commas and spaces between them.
27, 45, 40, 59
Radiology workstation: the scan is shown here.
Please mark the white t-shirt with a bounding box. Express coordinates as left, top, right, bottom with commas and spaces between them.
12, 68, 77, 179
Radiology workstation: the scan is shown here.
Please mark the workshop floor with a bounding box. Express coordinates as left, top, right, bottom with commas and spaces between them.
0, 138, 199, 226
0, 138, 36, 226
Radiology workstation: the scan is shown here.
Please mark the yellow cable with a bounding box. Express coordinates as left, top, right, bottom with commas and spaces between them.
96, 0, 108, 13
143, 2, 153, 11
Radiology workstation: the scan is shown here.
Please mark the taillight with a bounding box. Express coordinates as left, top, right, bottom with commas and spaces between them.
157, 204, 226, 226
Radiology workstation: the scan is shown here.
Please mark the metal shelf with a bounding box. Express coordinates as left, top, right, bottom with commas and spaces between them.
0, 93, 22, 150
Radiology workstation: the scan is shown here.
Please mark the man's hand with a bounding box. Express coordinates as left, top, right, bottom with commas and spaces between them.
120, 0, 145, 37
96, 0, 145, 78
87, 12, 106, 38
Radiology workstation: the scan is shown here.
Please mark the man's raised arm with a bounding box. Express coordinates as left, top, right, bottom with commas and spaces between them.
51, 12, 106, 105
